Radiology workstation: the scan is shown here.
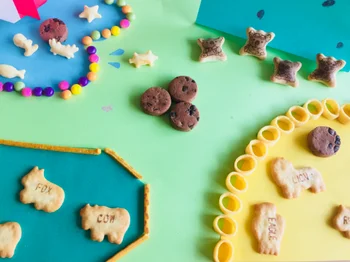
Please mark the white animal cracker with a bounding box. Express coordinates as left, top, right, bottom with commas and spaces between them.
13, 33, 39, 57
129, 50, 158, 68
80, 204, 130, 244
49, 39, 79, 59
20, 166, 65, 213
0, 222, 22, 258
79, 5, 102, 23
0, 64, 25, 79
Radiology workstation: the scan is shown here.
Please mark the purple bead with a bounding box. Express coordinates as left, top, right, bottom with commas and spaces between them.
33, 87, 43, 97
87, 46, 97, 55
78, 76, 89, 87
3, 82, 14, 92
43, 87, 55, 97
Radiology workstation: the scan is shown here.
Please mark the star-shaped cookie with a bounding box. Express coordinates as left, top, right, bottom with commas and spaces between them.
308, 53, 346, 87
129, 50, 158, 68
79, 5, 102, 23
239, 27, 275, 60
271, 57, 302, 87
197, 37, 227, 63
333, 205, 350, 239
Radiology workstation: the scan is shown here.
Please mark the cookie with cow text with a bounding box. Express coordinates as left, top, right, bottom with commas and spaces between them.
168, 76, 198, 103
307, 126, 341, 157
20, 166, 65, 213
141, 87, 171, 116
169, 102, 200, 131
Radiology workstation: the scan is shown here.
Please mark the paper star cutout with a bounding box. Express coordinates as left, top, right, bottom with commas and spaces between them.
129, 50, 158, 68
308, 53, 346, 87
79, 5, 102, 23
271, 57, 302, 87
333, 205, 350, 238
239, 27, 275, 60
197, 37, 227, 63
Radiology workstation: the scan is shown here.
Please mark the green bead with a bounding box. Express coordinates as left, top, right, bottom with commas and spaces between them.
126, 13, 136, 21
91, 30, 101, 40
117, 0, 126, 7
14, 81, 25, 92
104, 0, 114, 5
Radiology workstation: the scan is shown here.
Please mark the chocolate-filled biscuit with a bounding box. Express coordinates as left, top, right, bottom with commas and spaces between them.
141, 87, 171, 116
169, 102, 200, 131
307, 126, 341, 157
169, 76, 197, 103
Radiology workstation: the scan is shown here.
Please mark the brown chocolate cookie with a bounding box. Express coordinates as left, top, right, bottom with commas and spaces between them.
39, 18, 68, 43
169, 102, 200, 131
168, 76, 197, 103
307, 126, 341, 157
141, 87, 171, 116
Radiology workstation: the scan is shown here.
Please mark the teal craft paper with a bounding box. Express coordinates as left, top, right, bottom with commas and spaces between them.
0, 144, 144, 262
196, 0, 350, 71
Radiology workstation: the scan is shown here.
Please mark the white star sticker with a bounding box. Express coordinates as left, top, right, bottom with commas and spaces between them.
79, 5, 102, 23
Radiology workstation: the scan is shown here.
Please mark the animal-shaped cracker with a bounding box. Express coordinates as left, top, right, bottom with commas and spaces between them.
0, 64, 25, 79
13, 34, 39, 57
271, 57, 302, 87
129, 50, 158, 68
197, 37, 227, 62
239, 27, 275, 60
271, 157, 326, 199
333, 205, 350, 239
20, 166, 65, 213
0, 222, 21, 258
308, 53, 346, 87
49, 39, 79, 59
80, 204, 130, 244
252, 202, 285, 256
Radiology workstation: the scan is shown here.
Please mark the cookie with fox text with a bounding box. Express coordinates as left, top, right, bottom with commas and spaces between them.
271, 158, 326, 199
0, 222, 21, 258
252, 202, 285, 256
80, 204, 130, 244
20, 166, 65, 213
333, 205, 350, 239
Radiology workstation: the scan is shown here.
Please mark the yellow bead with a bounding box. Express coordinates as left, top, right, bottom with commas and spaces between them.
71, 84, 82, 95
87, 72, 97, 81
61, 90, 72, 100
122, 5, 132, 14
82, 36, 92, 46
89, 63, 100, 73
111, 26, 120, 36
102, 29, 111, 39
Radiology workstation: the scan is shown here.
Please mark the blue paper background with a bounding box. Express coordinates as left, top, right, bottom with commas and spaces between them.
0, 144, 144, 262
0, 0, 125, 88
196, 0, 350, 71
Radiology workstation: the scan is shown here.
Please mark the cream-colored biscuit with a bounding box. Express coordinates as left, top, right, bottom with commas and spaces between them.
80, 204, 130, 244
0, 222, 22, 258
13, 34, 39, 57
49, 39, 79, 59
20, 166, 65, 213
129, 51, 158, 68
271, 158, 326, 199
333, 205, 350, 238
252, 202, 285, 256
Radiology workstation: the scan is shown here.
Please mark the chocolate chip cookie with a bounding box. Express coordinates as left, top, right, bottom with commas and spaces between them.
39, 18, 68, 43
169, 102, 200, 131
141, 87, 171, 116
307, 126, 341, 157
168, 76, 197, 103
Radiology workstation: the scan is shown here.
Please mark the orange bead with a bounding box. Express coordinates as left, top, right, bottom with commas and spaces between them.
87, 72, 97, 81
82, 36, 93, 46
61, 90, 72, 100
102, 29, 111, 39
122, 5, 132, 14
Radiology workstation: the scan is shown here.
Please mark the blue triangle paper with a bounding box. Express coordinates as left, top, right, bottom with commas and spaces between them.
108, 62, 121, 69
109, 49, 125, 56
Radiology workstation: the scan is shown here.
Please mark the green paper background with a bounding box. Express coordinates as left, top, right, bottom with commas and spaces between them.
1, 0, 350, 261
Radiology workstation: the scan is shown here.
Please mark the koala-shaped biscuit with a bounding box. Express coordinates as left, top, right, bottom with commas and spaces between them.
333, 205, 350, 239
20, 167, 65, 213
271, 57, 302, 87
252, 202, 285, 256
239, 27, 275, 60
197, 37, 227, 62
80, 204, 130, 244
0, 222, 22, 258
271, 158, 326, 199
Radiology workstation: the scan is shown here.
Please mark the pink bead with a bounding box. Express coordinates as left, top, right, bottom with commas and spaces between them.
0, 82, 3, 92
120, 19, 130, 28
58, 81, 70, 91
22, 87, 32, 97
89, 54, 99, 63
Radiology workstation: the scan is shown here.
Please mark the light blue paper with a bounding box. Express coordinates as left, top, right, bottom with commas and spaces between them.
196, 0, 350, 71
